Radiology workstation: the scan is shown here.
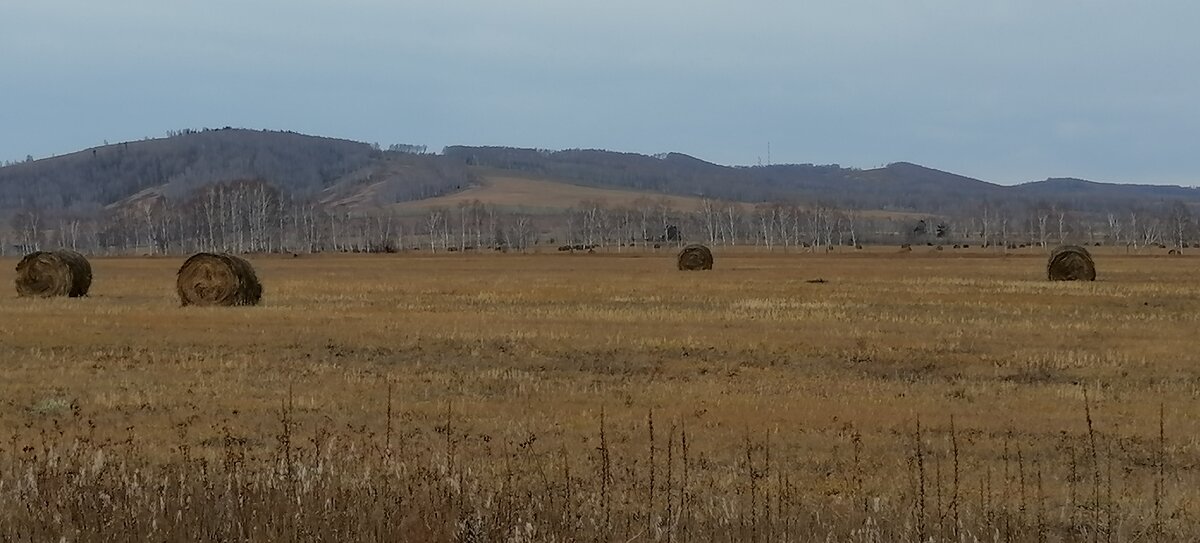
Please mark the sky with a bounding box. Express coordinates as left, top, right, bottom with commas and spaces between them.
1, 1, 1198, 185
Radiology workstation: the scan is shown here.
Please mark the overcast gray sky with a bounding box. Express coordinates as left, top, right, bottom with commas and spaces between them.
2, 1, 1197, 184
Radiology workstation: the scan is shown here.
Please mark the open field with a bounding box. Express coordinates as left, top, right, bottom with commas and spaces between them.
1, 247, 1198, 540
391, 174, 711, 214
388, 172, 928, 220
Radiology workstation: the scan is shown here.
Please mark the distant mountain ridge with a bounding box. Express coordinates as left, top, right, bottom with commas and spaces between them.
444, 146, 1200, 214
2, 129, 1197, 220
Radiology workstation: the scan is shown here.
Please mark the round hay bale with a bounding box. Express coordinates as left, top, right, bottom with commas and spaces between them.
176, 253, 262, 306
14, 250, 92, 297
677, 244, 713, 271
1046, 245, 1096, 281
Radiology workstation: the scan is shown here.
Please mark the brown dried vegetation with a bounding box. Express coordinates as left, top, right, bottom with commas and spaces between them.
0, 249, 1197, 540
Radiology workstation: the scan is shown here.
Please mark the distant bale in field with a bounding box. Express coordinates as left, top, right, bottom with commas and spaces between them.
176, 253, 262, 306
677, 244, 713, 271
1169, 249, 1181, 255
1046, 245, 1096, 281
935, 245, 944, 251
14, 250, 92, 298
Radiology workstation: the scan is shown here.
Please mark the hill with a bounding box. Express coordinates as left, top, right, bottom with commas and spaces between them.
391, 174, 712, 215
0, 128, 475, 216
444, 147, 1200, 214
2, 129, 1198, 222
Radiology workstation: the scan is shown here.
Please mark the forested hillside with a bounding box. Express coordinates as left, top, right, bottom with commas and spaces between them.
1, 129, 368, 213
0, 128, 474, 214
443, 146, 1200, 214
2, 129, 1199, 256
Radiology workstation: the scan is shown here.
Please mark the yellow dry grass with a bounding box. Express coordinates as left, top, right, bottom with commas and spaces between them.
391, 174, 708, 213
391, 173, 926, 220
1, 247, 1197, 538
1, 248, 1195, 447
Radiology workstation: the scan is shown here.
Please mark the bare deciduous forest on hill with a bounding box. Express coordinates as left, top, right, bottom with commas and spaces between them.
2, 128, 1199, 256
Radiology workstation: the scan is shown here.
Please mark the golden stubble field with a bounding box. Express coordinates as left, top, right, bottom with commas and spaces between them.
1, 247, 1197, 540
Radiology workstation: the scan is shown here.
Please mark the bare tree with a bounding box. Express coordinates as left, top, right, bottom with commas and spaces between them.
1166, 201, 1192, 250
1133, 209, 1163, 248
1037, 209, 1051, 248
845, 211, 859, 248
700, 198, 719, 245
723, 201, 741, 246
978, 204, 993, 247
58, 215, 81, 252
11, 207, 43, 252
755, 204, 775, 250
426, 207, 445, 252
1105, 212, 1122, 248
1055, 206, 1068, 245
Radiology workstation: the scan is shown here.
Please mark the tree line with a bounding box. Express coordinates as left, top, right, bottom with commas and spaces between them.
4, 133, 1199, 255
3, 178, 1195, 257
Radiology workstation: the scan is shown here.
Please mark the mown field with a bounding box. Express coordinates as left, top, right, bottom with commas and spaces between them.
0, 247, 1197, 541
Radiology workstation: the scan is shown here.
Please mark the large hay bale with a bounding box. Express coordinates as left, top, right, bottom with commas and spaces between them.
14, 250, 92, 297
677, 244, 713, 271
176, 253, 262, 306
1047, 245, 1096, 281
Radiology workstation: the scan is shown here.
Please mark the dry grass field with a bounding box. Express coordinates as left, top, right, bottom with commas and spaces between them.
391, 175, 711, 213
1, 247, 1197, 541
388, 173, 927, 221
